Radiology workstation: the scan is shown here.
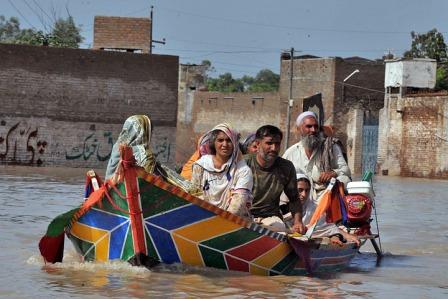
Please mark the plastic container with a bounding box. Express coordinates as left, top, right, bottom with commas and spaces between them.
347, 181, 373, 199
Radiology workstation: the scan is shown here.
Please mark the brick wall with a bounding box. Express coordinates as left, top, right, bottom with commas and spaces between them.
175, 91, 281, 165
377, 95, 448, 179
93, 16, 151, 53
0, 43, 178, 168
279, 57, 336, 146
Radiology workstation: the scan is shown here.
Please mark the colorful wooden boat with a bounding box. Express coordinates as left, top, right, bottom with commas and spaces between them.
40, 147, 363, 276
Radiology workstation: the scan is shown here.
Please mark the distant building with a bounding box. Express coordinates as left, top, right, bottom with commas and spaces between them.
93, 16, 151, 53
377, 58, 448, 179
175, 63, 282, 165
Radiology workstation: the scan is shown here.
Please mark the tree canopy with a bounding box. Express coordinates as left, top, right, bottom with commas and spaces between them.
403, 28, 448, 90
404, 29, 447, 62
0, 15, 83, 48
205, 64, 280, 92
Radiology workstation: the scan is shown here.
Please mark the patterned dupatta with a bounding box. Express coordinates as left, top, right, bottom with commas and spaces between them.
195, 123, 247, 211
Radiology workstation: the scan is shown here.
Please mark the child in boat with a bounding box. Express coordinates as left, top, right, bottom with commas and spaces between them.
240, 132, 257, 154
191, 123, 253, 218
281, 173, 360, 246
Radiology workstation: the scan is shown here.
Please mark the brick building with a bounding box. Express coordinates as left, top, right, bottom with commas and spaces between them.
93, 16, 151, 53
0, 43, 178, 168
175, 64, 282, 165
279, 55, 385, 175
377, 58, 448, 179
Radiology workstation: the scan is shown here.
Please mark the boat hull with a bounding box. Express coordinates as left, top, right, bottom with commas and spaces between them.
67, 171, 359, 276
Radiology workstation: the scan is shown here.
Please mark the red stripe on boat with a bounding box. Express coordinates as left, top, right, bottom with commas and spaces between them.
226, 236, 280, 261
225, 255, 249, 272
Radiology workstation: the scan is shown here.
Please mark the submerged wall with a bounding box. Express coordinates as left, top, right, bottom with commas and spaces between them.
0, 43, 178, 169
377, 95, 448, 179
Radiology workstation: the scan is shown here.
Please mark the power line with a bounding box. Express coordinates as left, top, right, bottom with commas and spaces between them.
20, 0, 50, 32
212, 61, 272, 70
334, 80, 385, 94
157, 5, 438, 35
31, 0, 53, 22
7, 0, 36, 29
165, 36, 281, 52
162, 48, 278, 54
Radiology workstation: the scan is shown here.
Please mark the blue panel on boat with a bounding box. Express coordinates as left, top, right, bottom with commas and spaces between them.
78, 208, 129, 231
146, 223, 180, 263
109, 223, 129, 259
145, 204, 214, 230
311, 247, 356, 258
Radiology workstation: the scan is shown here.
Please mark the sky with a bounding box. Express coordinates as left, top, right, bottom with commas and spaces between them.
1, 0, 448, 78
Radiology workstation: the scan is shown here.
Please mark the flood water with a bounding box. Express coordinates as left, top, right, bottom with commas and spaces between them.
0, 165, 447, 298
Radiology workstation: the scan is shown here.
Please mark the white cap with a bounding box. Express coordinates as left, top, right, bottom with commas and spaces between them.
296, 111, 317, 127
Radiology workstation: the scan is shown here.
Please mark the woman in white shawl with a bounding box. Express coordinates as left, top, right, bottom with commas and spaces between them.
191, 123, 253, 218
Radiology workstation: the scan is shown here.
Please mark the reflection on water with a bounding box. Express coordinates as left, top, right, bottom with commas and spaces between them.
1, 166, 448, 298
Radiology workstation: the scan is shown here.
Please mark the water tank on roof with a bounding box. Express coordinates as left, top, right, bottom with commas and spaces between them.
384, 58, 437, 89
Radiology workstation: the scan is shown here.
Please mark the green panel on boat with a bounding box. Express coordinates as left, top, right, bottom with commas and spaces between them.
200, 228, 261, 252
70, 235, 96, 261
121, 225, 135, 261
138, 178, 189, 218
144, 228, 160, 261
99, 183, 129, 217
199, 246, 227, 270
271, 251, 298, 273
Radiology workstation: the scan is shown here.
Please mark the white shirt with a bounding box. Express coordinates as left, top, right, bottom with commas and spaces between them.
283, 140, 351, 192
192, 155, 253, 209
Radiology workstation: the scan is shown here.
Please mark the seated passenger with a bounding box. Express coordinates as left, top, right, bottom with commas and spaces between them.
244, 125, 305, 233
281, 174, 359, 245
105, 115, 197, 193
240, 132, 257, 154
191, 123, 253, 218
283, 111, 351, 199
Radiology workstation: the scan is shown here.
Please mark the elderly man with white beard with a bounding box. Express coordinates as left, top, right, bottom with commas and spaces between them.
282, 111, 351, 198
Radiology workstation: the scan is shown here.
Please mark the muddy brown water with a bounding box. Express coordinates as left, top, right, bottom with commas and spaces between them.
1, 166, 447, 298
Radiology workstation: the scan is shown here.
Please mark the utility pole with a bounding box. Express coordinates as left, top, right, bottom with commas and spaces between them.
284, 47, 294, 151
149, 6, 166, 54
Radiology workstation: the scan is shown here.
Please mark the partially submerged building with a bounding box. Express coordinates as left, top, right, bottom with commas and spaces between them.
377, 58, 448, 179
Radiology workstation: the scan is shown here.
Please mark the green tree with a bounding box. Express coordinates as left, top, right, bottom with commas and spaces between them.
247, 69, 280, 92
404, 29, 448, 90
207, 72, 244, 92
0, 16, 21, 42
51, 16, 83, 48
205, 63, 280, 92
0, 15, 83, 48
436, 66, 448, 90
404, 29, 447, 62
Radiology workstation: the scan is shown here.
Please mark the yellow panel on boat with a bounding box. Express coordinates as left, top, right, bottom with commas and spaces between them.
71, 222, 109, 261
172, 235, 204, 266
173, 216, 241, 242
252, 242, 292, 269
95, 235, 110, 262
249, 265, 268, 276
